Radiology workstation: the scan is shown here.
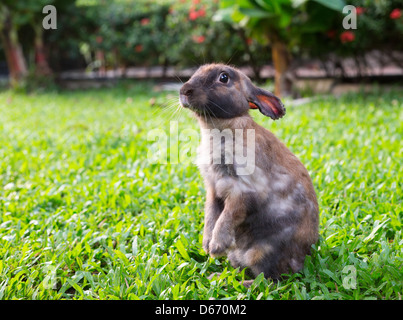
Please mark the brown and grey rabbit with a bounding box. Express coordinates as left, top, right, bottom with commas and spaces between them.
179, 63, 319, 283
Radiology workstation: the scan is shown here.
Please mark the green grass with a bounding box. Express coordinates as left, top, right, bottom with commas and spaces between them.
0, 82, 402, 300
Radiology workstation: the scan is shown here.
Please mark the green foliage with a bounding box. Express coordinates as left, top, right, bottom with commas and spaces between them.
0, 84, 402, 299
304, 0, 403, 58
215, 0, 403, 64
3, 0, 402, 80
215, 0, 345, 45
0, 0, 54, 28
45, 0, 270, 72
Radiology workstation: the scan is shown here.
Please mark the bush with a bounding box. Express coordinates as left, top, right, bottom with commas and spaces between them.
8, 0, 403, 81
301, 0, 403, 70
45, 0, 270, 78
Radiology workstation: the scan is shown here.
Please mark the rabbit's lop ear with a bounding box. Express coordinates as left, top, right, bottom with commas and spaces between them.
248, 87, 286, 120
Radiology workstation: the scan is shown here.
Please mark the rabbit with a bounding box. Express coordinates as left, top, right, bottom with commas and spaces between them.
179, 63, 319, 284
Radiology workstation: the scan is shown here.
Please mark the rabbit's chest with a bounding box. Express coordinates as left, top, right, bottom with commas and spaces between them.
196, 130, 299, 203
199, 162, 271, 200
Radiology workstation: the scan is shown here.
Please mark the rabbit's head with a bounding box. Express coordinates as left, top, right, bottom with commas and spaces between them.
180, 64, 285, 120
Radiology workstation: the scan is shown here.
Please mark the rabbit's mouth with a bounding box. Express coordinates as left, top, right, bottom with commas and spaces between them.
179, 94, 191, 108
180, 94, 202, 113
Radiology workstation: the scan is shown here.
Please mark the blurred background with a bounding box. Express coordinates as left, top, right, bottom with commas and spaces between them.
0, 0, 402, 97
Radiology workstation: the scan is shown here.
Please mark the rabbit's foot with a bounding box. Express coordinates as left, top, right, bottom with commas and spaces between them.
209, 232, 235, 257
202, 235, 212, 254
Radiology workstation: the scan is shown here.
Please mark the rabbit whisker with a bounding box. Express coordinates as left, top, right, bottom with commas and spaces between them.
152, 99, 182, 128
204, 105, 218, 128
207, 99, 232, 115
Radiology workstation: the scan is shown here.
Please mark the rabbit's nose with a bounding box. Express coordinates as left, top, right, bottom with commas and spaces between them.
180, 83, 194, 97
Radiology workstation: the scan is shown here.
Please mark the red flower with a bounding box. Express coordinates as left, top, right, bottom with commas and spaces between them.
356, 7, 365, 15
189, 9, 198, 20
192, 35, 205, 43
135, 45, 143, 52
246, 38, 253, 45
189, 7, 206, 20
141, 18, 150, 26
340, 31, 355, 43
390, 9, 402, 19
198, 8, 206, 18
96, 36, 103, 44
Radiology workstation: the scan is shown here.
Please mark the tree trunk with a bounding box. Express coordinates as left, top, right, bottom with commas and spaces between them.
95, 49, 106, 77
271, 39, 293, 97
0, 8, 27, 87
33, 24, 52, 76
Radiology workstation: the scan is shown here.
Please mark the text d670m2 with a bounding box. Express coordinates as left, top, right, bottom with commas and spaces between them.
199, 304, 246, 315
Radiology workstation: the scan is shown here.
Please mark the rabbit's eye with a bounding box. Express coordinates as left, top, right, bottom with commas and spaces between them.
219, 72, 229, 84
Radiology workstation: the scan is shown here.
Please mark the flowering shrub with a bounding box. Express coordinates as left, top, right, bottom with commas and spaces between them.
163, 0, 269, 72
298, 0, 403, 68
46, 0, 269, 76
45, 0, 403, 78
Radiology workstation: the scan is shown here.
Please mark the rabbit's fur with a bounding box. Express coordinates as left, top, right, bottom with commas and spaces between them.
180, 64, 319, 280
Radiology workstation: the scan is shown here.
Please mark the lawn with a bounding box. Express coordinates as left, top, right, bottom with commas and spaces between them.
0, 82, 402, 300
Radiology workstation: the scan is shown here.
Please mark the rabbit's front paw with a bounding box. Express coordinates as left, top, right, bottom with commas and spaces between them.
209, 232, 235, 257
202, 235, 211, 254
